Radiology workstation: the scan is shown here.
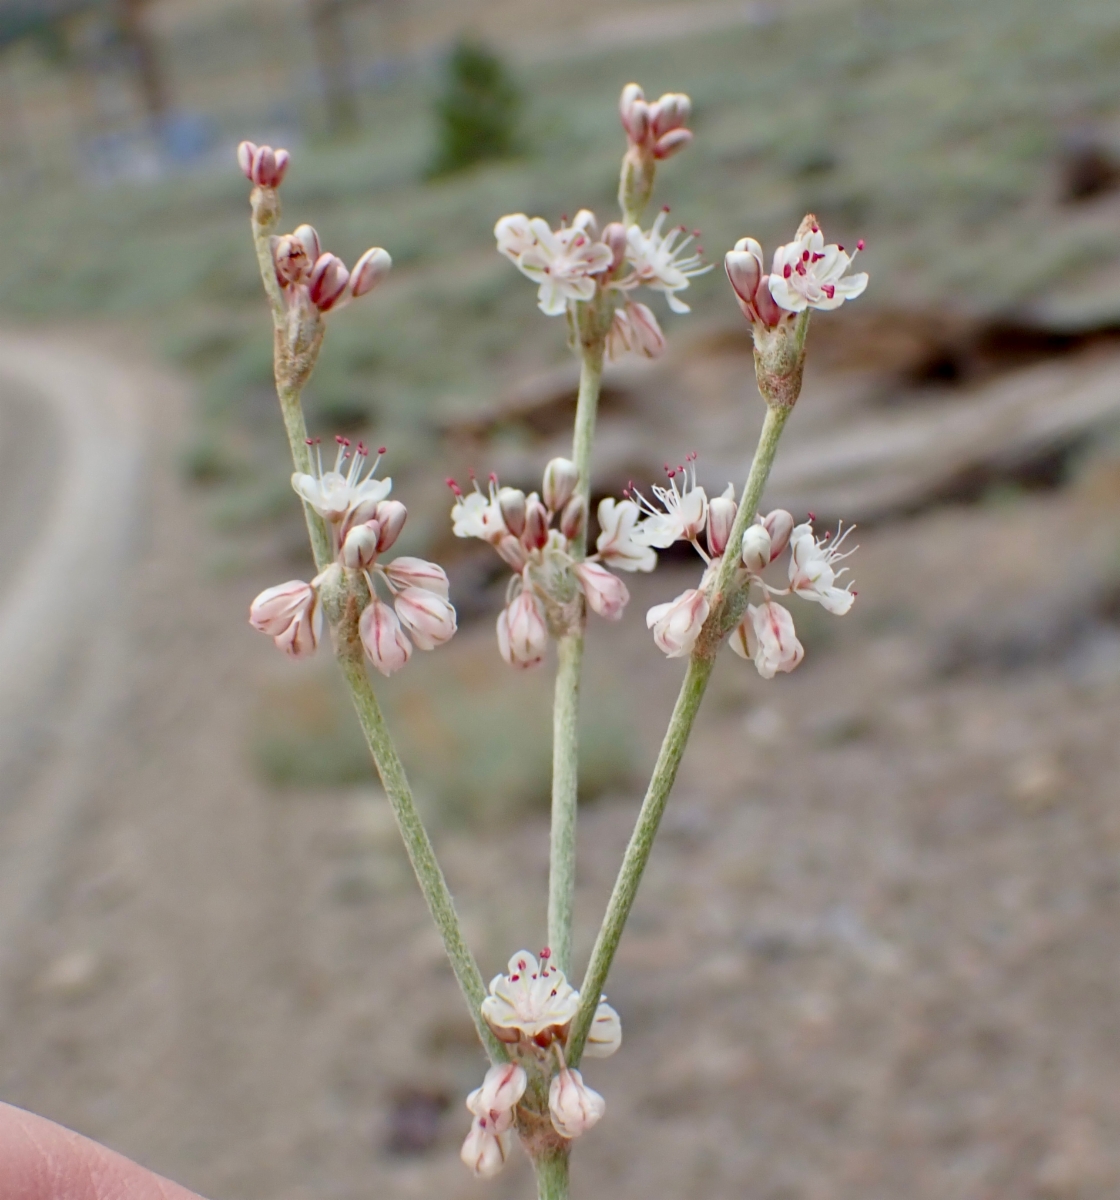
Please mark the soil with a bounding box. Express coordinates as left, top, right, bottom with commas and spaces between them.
2, 330, 1120, 1200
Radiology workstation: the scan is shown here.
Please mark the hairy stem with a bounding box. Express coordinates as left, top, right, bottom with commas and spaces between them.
548, 338, 605, 973
568, 404, 790, 1063
533, 1143, 571, 1200
336, 650, 505, 1064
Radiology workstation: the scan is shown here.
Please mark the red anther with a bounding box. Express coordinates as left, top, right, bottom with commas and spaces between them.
662, 204, 671, 212
575, 235, 585, 247
378, 446, 387, 455
305, 438, 315, 445
812, 252, 825, 262
445, 477, 461, 494
336, 435, 346, 444
807, 511, 816, 521
509, 974, 520, 983
696, 246, 704, 255
540, 947, 551, 959
802, 250, 810, 262
468, 467, 477, 480
489, 472, 498, 484
692, 229, 701, 237
796, 262, 807, 275
823, 283, 835, 299
356, 441, 367, 455
824, 530, 832, 540
857, 239, 865, 251
837, 244, 845, 252
783, 263, 793, 278
852, 590, 859, 597
560, 213, 568, 224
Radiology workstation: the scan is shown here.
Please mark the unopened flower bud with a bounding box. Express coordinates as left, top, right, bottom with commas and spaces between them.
374, 499, 407, 552
619, 83, 650, 144
602, 222, 628, 272
273, 234, 312, 285
496, 534, 529, 572
646, 588, 709, 658
653, 127, 693, 160
293, 223, 321, 264
467, 1063, 528, 1125
559, 494, 587, 542
239, 141, 290, 188
341, 520, 380, 569
650, 92, 691, 137
730, 600, 804, 679
741, 523, 772, 573
497, 486, 527, 536
706, 486, 736, 557
542, 458, 579, 512
249, 580, 322, 658
393, 587, 457, 650
349, 247, 392, 299
460, 1116, 512, 1178
574, 562, 629, 620
762, 508, 795, 559
548, 1068, 605, 1140
497, 591, 548, 668
583, 1000, 622, 1058
521, 496, 549, 551
309, 253, 350, 312
383, 556, 449, 597
359, 598, 412, 676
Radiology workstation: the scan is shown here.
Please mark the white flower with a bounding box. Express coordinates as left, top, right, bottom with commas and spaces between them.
292, 437, 391, 525
646, 587, 709, 658
767, 225, 868, 314
606, 301, 666, 360
621, 209, 712, 313
596, 498, 657, 572
460, 1116, 513, 1178
731, 600, 804, 679
495, 211, 613, 315
583, 1000, 622, 1059
496, 590, 549, 669
450, 482, 505, 542
249, 579, 322, 658
481, 949, 580, 1045
549, 1068, 605, 1140
574, 562, 629, 620
788, 521, 857, 614
632, 457, 708, 548
466, 1063, 528, 1131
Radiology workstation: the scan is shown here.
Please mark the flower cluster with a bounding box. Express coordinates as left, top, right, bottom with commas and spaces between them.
237, 139, 290, 189
725, 219, 868, 329
601, 457, 857, 674
618, 83, 693, 162
461, 949, 621, 1177
271, 222, 391, 315
450, 458, 638, 668
250, 439, 457, 675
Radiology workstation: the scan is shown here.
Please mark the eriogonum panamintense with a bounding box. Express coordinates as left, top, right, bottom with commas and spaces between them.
250, 439, 457, 675
605, 456, 858, 674
449, 458, 635, 668
271, 221, 391, 315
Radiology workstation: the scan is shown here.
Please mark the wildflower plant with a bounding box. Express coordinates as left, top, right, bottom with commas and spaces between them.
237, 81, 867, 1198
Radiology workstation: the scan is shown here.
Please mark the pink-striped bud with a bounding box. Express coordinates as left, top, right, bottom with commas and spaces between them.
467, 1064, 528, 1126
559, 494, 587, 542
548, 1068, 605, 1140
602, 222, 628, 273
373, 500, 407, 552
706, 486, 737, 557
521, 497, 549, 551
383, 556, 449, 597
653, 127, 693, 160
628, 301, 667, 357
731, 600, 804, 679
762, 508, 795, 560
725, 238, 785, 328
649, 92, 691, 138
575, 562, 629, 620
619, 83, 650, 144
497, 591, 548, 668
238, 141, 290, 188
583, 1000, 622, 1058
460, 1116, 512, 1178
341, 521, 380, 569
646, 588, 709, 658
741, 523, 772, 573
393, 587, 457, 650
497, 486, 527, 536
359, 599, 412, 676
249, 579, 322, 658
496, 534, 529, 572
542, 458, 579, 512
348, 247, 392, 299
273, 234, 313, 285
308, 253, 350, 311
293, 223, 321, 264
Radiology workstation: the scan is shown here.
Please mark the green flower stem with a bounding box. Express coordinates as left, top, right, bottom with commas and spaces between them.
568, 403, 791, 1064
336, 650, 505, 1065
548, 337, 605, 974
533, 1143, 571, 1200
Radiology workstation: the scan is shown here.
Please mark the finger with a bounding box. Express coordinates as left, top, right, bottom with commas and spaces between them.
0, 1102, 208, 1200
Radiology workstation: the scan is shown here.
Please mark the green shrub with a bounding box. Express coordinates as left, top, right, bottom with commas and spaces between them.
429, 40, 522, 177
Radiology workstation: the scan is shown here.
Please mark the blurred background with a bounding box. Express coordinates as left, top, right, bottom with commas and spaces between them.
1, 0, 1120, 1197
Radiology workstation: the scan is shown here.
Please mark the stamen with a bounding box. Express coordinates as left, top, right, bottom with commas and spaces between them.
446, 477, 462, 496
783, 263, 792, 278
856, 239, 865, 252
